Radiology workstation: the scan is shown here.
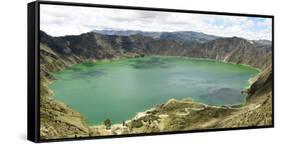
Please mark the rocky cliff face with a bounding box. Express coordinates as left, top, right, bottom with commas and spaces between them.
203, 38, 272, 69
40, 44, 97, 139
40, 31, 271, 69
252, 40, 272, 52
39, 30, 272, 138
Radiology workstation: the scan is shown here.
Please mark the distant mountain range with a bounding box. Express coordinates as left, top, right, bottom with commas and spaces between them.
91, 29, 220, 43
91, 29, 272, 52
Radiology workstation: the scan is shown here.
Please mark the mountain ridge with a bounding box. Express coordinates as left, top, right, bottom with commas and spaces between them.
91, 29, 220, 43
40, 30, 271, 69
39, 30, 272, 139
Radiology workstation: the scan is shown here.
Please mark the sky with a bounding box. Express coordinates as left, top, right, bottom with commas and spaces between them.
40, 4, 272, 40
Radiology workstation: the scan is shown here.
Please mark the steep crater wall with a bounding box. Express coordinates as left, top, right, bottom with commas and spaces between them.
39, 31, 273, 139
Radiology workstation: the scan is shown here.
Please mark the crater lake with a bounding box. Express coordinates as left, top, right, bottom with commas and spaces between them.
49, 56, 259, 125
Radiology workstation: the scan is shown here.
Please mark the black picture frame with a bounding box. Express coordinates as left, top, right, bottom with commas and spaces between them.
28, 0, 274, 143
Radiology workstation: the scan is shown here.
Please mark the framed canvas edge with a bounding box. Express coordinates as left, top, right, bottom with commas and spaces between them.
27, 0, 275, 143
28, 1, 40, 143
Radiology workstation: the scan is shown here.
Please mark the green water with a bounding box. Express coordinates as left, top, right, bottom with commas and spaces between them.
49, 56, 259, 125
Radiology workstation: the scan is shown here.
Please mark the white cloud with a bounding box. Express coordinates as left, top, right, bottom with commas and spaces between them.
40, 4, 272, 40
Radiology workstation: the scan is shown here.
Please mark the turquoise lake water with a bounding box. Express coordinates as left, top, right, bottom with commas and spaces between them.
49, 56, 259, 125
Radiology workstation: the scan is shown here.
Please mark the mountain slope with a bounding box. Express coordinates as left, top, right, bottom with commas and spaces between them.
41, 31, 271, 69
39, 30, 272, 139
252, 40, 272, 52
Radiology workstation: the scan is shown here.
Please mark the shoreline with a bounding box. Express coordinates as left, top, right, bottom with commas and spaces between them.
45, 55, 261, 128
151, 55, 261, 72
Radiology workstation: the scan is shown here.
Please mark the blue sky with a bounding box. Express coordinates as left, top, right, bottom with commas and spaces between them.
249, 18, 271, 31
40, 4, 272, 40
220, 17, 271, 33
